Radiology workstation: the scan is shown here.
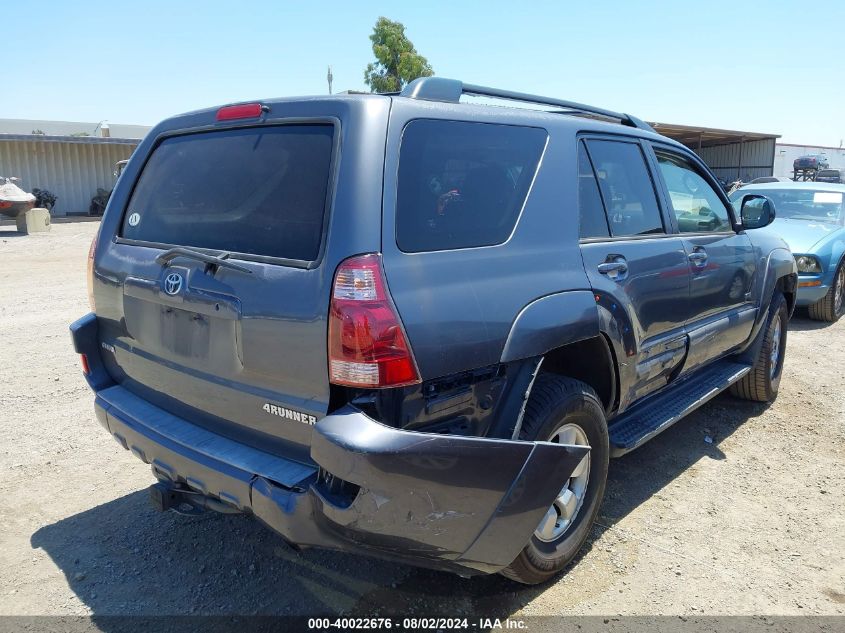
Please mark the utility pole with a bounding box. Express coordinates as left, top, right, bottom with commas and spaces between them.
327, 65, 333, 95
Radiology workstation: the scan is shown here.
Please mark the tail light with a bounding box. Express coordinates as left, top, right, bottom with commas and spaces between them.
328, 254, 421, 388
86, 229, 99, 311
80, 354, 90, 375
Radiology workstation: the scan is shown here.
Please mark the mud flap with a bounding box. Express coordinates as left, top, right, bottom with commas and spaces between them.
311, 406, 590, 574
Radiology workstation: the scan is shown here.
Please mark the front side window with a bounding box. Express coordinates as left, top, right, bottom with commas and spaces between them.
585, 140, 664, 237
656, 153, 732, 233
396, 120, 547, 252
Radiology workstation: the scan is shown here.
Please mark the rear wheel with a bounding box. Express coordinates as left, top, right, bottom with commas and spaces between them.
730, 292, 787, 402
808, 261, 844, 323
500, 374, 609, 585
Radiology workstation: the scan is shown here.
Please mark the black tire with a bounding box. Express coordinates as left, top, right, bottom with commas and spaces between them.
807, 260, 844, 323
730, 292, 787, 402
500, 374, 609, 585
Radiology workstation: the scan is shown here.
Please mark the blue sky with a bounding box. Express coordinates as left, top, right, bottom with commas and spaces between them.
5, 1, 844, 145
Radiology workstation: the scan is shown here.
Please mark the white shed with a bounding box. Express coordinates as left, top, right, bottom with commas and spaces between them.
0, 134, 139, 216
774, 143, 845, 178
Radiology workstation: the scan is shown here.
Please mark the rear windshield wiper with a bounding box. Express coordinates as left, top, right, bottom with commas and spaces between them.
155, 247, 253, 274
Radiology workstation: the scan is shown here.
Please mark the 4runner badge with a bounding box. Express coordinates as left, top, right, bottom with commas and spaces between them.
262, 403, 317, 426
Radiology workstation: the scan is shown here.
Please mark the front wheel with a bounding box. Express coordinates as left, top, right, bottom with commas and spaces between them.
730, 292, 788, 402
808, 262, 844, 323
499, 375, 609, 585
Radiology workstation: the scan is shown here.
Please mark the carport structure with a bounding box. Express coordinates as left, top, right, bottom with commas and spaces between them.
649, 122, 780, 183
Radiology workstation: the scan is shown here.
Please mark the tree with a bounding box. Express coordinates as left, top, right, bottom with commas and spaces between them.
364, 17, 433, 93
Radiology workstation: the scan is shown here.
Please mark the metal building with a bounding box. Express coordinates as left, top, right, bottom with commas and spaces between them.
0, 117, 783, 215
774, 143, 845, 178
0, 134, 139, 216
649, 122, 780, 183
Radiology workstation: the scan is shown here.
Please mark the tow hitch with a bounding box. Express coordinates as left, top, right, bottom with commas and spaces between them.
149, 482, 241, 516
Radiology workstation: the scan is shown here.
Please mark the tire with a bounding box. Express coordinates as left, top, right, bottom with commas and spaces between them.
500, 374, 609, 585
807, 261, 844, 323
730, 292, 787, 402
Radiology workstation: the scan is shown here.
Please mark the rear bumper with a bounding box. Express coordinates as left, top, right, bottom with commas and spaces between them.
71, 313, 589, 575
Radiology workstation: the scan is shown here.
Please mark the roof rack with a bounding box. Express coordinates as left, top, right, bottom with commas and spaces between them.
398, 77, 654, 132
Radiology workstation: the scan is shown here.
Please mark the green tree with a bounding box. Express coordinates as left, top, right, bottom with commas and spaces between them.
364, 17, 433, 93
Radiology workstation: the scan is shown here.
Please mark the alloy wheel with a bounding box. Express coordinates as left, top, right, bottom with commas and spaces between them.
534, 423, 591, 542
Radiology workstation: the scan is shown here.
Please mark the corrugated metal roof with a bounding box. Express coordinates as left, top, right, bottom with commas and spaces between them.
650, 122, 780, 148
0, 118, 150, 139
0, 133, 139, 145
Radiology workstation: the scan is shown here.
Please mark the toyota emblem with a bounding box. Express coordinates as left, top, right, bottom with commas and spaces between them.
163, 272, 183, 296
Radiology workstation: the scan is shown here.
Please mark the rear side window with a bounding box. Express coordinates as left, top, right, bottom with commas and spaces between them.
585, 140, 664, 237
396, 120, 547, 252
121, 125, 334, 262
578, 142, 610, 238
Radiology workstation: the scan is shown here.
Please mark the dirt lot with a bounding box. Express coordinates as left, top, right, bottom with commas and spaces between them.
0, 221, 843, 618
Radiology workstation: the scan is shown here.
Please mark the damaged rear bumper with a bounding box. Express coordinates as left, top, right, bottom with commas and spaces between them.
73, 315, 589, 575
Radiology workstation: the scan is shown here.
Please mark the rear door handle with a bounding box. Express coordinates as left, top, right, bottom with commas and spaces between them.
688, 250, 708, 267
597, 258, 628, 278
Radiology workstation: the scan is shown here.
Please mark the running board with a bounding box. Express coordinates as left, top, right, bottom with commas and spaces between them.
608, 360, 752, 457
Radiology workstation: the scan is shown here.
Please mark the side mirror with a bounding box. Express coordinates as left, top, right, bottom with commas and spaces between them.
740, 194, 776, 229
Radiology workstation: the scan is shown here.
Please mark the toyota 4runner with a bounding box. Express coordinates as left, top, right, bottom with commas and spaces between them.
71, 77, 797, 584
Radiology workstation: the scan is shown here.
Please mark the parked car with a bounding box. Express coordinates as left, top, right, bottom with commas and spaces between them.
815, 168, 845, 184
730, 181, 845, 322
793, 154, 829, 172
71, 77, 797, 585
749, 177, 791, 184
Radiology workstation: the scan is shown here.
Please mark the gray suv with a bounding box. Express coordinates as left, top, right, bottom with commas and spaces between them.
71, 77, 797, 585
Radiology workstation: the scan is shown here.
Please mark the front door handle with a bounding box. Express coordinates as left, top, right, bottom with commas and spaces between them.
688, 249, 708, 267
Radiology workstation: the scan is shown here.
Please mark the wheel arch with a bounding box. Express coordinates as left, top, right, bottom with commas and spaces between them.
538, 334, 619, 415
759, 247, 798, 320
499, 290, 620, 416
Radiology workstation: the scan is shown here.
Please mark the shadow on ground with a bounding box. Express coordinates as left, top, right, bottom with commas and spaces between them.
788, 312, 835, 332
0, 228, 28, 238
31, 491, 410, 616
31, 393, 768, 619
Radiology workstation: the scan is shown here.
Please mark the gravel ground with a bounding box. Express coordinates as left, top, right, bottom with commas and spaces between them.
0, 221, 843, 618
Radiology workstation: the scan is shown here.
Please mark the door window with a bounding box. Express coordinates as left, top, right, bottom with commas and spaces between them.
578, 142, 610, 239
656, 153, 733, 233
584, 140, 664, 237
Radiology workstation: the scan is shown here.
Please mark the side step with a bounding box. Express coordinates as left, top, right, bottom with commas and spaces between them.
608, 360, 752, 457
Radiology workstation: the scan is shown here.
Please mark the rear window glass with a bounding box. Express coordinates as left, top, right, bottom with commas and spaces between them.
121, 125, 334, 261
396, 120, 547, 252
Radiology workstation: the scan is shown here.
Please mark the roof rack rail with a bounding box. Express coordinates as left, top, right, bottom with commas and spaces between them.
399, 77, 654, 132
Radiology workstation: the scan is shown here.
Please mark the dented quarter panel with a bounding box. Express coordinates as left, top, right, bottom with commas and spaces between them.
500, 290, 600, 362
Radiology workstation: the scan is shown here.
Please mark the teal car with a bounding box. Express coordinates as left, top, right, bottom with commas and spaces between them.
731, 182, 845, 322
